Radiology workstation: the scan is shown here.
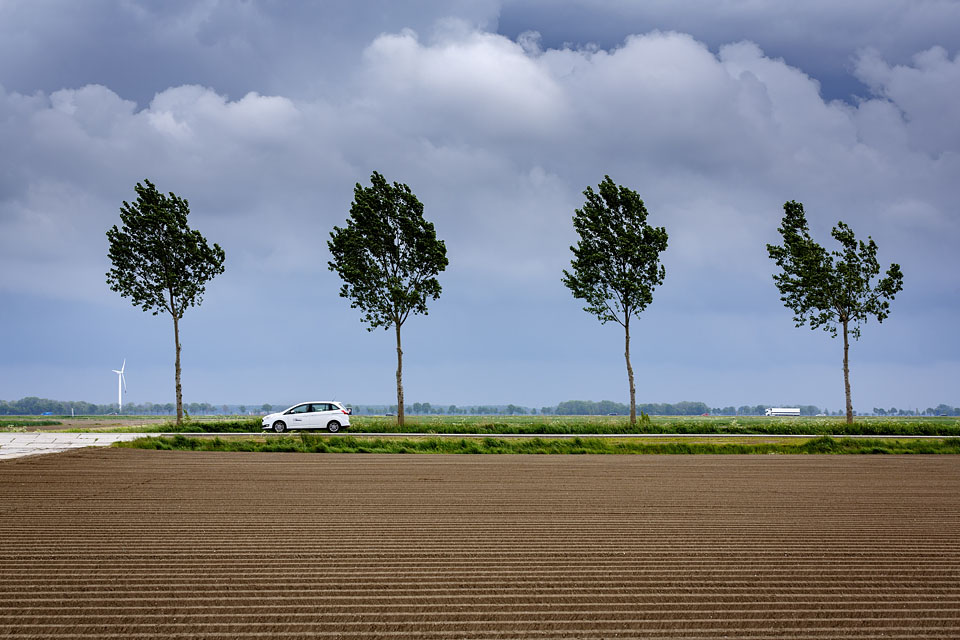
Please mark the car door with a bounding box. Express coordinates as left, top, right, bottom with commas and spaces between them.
303, 404, 327, 429
313, 403, 335, 428
285, 403, 311, 429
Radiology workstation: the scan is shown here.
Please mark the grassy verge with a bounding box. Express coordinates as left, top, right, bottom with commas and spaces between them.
348, 415, 960, 437
2, 419, 62, 430
63, 419, 262, 433
116, 434, 960, 455
68, 414, 960, 437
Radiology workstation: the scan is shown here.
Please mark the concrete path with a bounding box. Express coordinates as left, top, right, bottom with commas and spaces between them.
0, 433, 146, 460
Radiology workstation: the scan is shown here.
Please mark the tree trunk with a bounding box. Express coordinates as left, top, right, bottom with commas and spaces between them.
625, 317, 636, 426
395, 321, 404, 427
174, 313, 183, 426
842, 318, 852, 425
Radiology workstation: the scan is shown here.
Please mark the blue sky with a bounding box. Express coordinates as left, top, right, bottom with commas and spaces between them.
1, 0, 958, 411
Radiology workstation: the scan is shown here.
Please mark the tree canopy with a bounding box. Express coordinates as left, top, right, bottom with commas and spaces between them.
328, 171, 447, 331
562, 176, 668, 328
767, 201, 903, 341
106, 179, 225, 320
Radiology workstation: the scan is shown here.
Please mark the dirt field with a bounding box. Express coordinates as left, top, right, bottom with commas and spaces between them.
1, 450, 959, 639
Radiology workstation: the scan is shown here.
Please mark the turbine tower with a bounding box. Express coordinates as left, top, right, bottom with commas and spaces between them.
112, 359, 127, 413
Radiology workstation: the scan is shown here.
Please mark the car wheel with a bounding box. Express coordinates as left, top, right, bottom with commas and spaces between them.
273, 421, 287, 433
327, 421, 341, 433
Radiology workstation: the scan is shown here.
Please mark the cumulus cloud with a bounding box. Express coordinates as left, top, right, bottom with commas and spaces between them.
0, 0, 502, 106
854, 46, 960, 156
498, 0, 960, 101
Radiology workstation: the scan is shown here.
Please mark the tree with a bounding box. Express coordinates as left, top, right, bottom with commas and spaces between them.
767, 200, 903, 424
328, 171, 448, 427
562, 176, 668, 425
106, 179, 225, 426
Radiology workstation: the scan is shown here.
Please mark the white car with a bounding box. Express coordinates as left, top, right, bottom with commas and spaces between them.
262, 401, 352, 433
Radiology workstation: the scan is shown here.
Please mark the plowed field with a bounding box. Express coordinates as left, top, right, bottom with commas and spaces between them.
1, 449, 959, 639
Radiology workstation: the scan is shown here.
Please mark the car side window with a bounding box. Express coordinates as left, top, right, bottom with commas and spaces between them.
289, 405, 308, 414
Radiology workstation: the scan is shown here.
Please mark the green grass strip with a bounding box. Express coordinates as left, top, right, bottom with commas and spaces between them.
115, 434, 960, 455
72, 414, 960, 437
2, 420, 62, 430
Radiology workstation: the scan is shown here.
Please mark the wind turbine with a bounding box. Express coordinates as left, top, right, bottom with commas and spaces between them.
112, 360, 127, 413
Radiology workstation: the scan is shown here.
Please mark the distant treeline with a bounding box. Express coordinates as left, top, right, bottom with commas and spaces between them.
2, 397, 958, 417
1, 397, 228, 416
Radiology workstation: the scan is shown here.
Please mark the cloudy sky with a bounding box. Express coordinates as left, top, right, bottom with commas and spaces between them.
1, 0, 958, 412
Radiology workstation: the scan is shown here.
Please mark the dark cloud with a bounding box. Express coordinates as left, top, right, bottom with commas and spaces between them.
0, 0, 501, 105
497, 0, 960, 101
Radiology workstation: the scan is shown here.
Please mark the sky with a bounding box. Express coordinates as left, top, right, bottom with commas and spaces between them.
1, 0, 958, 412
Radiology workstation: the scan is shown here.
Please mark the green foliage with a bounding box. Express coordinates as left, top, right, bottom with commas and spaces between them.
766, 201, 903, 340
327, 171, 448, 331
345, 415, 960, 437
554, 399, 710, 416
106, 179, 226, 320
0, 419, 61, 429
0, 425, 28, 432
48, 414, 960, 438
562, 176, 668, 328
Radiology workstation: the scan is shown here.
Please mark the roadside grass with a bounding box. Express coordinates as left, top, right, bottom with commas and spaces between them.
1, 419, 62, 431
64, 419, 259, 433
57, 414, 960, 436
116, 434, 960, 455
349, 415, 960, 437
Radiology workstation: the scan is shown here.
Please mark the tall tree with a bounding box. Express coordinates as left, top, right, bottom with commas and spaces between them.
106, 179, 225, 426
328, 171, 448, 427
562, 176, 668, 426
767, 200, 903, 424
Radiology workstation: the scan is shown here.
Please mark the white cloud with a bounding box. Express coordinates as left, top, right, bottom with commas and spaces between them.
361, 26, 568, 140
854, 46, 960, 156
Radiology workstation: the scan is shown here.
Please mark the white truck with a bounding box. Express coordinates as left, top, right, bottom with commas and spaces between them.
765, 407, 801, 417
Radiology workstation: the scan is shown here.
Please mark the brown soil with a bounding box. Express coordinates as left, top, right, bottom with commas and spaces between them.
1, 451, 958, 639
